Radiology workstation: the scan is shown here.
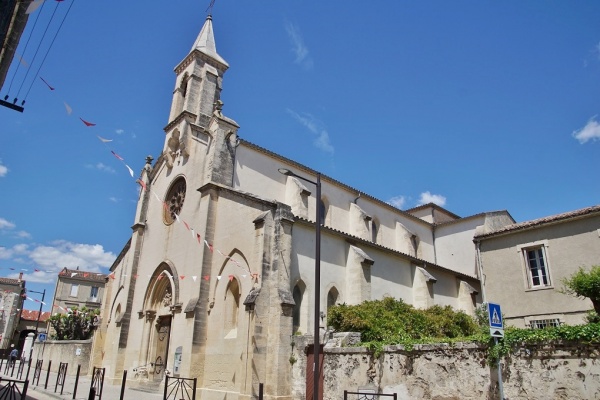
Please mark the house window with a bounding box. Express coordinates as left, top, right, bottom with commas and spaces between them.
529, 319, 561, 329
70, 284, 79, 297
524, 246, 550, 288
90, 286, 99, 300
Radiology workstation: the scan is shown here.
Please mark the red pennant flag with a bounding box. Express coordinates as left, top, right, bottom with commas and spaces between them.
40, 77, 55, 90
109, 273, 115, 279
228, 275, 234, 281
80, 118, 96, 127
180, 275, 185, 280
203, 275, 210, 281
83, 273, 89, 277
157, 275, 163, 280
196, 233, 202, 244
111, 151, 124, 160
136, 179, 147, 191
183, 221, 190, 231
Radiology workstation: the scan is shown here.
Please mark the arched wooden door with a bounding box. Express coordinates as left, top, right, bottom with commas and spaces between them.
152, 315, 172, 382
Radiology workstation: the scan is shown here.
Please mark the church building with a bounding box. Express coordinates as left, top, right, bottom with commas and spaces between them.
93, 14, 515, 400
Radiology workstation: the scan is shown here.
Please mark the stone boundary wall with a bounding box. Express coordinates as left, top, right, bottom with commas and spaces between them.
32, 339, 93, 376
291, 334, 600, 400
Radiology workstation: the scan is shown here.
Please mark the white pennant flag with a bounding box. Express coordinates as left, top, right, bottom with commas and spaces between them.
26, 0, 43, 14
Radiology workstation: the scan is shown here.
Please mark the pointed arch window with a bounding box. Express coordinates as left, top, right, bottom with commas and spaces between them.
319, 198, 327, 225
327, 287, 339, 311
371, 219, 379, 243
292, 282, 307, 334
224, 278, 240, 337
180, 73, 189, 98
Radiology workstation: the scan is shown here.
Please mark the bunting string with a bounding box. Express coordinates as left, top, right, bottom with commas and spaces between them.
17, 35, 262, 288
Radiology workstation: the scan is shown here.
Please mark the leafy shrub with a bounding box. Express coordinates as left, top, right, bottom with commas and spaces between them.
586, 310, 600, 324
561, 266, 600, 314
48, 306, 100, 340
327, 297, 479, 354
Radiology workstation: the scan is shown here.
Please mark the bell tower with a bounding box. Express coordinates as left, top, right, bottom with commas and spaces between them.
162, 15, 238, 185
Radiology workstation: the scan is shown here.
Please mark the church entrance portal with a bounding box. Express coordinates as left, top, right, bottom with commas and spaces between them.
152, 315, 172, 382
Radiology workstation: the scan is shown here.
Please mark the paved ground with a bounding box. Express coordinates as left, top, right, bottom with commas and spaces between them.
0, 361, 167, 400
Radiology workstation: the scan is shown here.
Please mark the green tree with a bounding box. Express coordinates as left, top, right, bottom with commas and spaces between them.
48, 306, 100, 340
561, 266, 600, 315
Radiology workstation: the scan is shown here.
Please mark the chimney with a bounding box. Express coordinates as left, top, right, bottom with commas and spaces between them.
18, 272, 23, 281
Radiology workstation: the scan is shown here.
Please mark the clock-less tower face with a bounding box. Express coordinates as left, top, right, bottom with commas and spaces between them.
164, 177, 186, 225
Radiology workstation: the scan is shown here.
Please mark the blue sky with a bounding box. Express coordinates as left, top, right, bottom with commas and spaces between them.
1, 1, 599, 311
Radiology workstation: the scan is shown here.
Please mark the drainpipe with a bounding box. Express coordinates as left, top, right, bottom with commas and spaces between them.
475, 240, 487, 304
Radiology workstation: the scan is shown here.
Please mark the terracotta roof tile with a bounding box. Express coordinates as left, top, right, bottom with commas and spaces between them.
20, 310, 51, 322
58, 268, 107, 282
475, 205, 600, 239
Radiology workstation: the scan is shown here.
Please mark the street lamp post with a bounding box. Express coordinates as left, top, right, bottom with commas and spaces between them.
25, 289, 45, 381
278, 168, 322, 400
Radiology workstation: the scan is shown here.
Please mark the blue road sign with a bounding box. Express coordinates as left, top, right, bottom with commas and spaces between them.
488, 303, 503, 329
37, 333, 47, 342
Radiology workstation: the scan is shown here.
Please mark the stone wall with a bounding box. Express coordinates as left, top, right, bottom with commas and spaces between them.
292, 334, 600, 400
32, 339, 93, 375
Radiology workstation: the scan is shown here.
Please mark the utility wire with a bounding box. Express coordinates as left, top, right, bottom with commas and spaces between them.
15, 0, 61, 100
5, 0, 48, 94
23, 0, 75, 102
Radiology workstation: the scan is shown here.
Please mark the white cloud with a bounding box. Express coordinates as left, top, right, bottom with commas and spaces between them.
0, 247, 12, 259
0, 218, 16, 230
0, 160, 7, 177
286, 109, 334, 154
12, 244, 28, 254
284, 21, 313, 70
86, 162, 116, 173
572, 116, 600, 144
109, 197, 119, 203
15, 231, 31, 239
387, 196, 407, 209
417, 191, 447, 207
116, 129, 125, 135
29, 240, 115, 272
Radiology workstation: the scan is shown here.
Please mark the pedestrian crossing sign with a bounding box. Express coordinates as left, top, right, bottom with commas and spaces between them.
488, 303, 503, 329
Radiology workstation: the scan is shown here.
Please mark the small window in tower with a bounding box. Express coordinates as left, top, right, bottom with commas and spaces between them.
180, 73, 189, 98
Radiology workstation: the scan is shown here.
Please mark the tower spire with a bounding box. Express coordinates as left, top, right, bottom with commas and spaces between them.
192, 15, 228, 68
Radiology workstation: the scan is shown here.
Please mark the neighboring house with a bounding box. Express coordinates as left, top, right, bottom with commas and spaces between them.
0, 274, 25, 350
52, 268, 107, 315
93, 14, 516, 399
475, 205, 600, 329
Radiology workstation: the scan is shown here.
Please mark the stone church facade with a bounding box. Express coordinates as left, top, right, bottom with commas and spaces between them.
92, 15, 515, 400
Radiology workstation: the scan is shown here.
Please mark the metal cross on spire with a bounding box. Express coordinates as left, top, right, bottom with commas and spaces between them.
206, 0, 217, 14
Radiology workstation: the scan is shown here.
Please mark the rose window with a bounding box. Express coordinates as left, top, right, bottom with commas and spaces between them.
164, 178, 186, 224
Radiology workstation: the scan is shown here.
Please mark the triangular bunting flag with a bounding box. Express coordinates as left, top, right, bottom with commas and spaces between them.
80, 117, 96, 127
97, 135, 112, 143
26, 0, 43, 14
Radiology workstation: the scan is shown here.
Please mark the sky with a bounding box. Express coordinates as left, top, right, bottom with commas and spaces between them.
1, 1, 599, 312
